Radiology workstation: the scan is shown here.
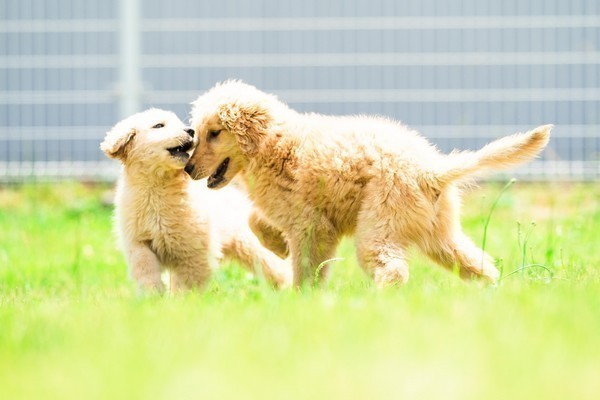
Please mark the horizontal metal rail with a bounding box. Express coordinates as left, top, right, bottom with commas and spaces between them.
0, 126, 109, 140
144, 88, 600, 104
140, 52, 600, 67
0, 125, 597, 140
0, 19, 118, 33
2, 16, 600, 33
142, 16, 600, 31
0, 55, 117, 68
0, 91, 115, 104
3, 88, 599, 105
2, 52, 598, 69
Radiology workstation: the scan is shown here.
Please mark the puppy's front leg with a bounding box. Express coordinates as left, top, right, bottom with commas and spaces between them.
125, 240, 165, 293
289, 224, 339, 288
248, 209, 289, 259
169, 258, 212, 292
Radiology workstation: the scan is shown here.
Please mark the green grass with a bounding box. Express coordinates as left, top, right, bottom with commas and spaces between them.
0, 182, 599, 399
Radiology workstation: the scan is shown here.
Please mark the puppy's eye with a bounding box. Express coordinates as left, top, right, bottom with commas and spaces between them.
152, 123, 165, 129
208, 129, 222, 138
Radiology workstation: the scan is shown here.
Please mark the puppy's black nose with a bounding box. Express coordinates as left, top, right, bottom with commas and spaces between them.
185, 128, 195, 137
184, 164, 194, 175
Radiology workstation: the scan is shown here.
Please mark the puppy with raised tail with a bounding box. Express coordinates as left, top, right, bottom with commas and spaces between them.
101, 108, 291, 293
185, 80, 551, 288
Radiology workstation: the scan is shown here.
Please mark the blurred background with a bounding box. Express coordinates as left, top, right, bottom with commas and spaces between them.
1, 0, 598, 182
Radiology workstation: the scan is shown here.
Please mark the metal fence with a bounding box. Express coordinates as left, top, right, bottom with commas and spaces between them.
1, 0, 599, 181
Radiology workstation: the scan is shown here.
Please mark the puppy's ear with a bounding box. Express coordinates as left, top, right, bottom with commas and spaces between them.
217, 101, 271, 156
100, 125, 136, 160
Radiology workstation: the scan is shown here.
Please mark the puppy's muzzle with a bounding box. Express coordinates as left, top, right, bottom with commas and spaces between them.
167, 140, 193, 156
184, 164, 195, 175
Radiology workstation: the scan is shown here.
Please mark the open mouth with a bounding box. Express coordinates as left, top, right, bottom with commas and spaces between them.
167, 141, 193, 158
207, 158, 230, 188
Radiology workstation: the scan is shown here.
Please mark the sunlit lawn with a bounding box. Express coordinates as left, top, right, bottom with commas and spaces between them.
0, 182, 599, 399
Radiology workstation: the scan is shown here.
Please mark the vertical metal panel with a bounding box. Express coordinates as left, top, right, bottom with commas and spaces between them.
119, 0, 141, 118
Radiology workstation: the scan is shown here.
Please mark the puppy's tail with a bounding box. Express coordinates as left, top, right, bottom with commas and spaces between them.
437, 124, 552, 185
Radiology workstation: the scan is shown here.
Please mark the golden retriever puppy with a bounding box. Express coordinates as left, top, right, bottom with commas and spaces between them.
185, 81, 551, 288
101, 108, 291, 292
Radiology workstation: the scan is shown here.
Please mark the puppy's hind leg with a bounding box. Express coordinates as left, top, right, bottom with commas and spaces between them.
424, 231, 499, 283
125, 241, 165, 293
170, 258, 212, 292
355, 229, 410, 288
422, 188, 499, 283
222, 229, 293, 289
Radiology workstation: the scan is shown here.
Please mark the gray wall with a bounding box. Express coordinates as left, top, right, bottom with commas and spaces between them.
1, 0, 599, 180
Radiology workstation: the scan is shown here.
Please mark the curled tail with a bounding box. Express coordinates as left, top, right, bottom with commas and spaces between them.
437, 124, 552, 185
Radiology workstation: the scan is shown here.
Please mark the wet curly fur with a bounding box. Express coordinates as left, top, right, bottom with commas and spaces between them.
186, 81, 551, 288
101, 108, 291, 292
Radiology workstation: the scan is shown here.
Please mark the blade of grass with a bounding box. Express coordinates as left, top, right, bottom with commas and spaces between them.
313, 257, 344, 287
481, 179, 516, 273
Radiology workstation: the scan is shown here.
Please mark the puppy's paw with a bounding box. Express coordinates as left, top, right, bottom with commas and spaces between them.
136, 279, 166, 295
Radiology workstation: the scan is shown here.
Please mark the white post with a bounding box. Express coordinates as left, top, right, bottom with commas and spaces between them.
119, 0, 142, 117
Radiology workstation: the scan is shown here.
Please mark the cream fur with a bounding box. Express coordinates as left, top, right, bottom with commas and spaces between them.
101, 108, 291, 293
186, 81, 552, 288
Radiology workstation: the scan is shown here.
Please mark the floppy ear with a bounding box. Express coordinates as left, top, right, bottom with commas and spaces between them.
217, 101, 271, 156
100, 125, 136, 160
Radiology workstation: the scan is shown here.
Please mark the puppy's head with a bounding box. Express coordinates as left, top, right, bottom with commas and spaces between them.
185, 80, 281, 189
101, 108, 196, 172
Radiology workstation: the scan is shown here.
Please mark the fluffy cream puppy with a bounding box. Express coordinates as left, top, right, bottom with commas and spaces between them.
101, 108, 291, 292
185, 81, 551, 288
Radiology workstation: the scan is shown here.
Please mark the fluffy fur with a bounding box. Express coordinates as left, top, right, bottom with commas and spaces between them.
101, 108, 291, 292
186, 81, 551, 288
